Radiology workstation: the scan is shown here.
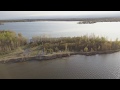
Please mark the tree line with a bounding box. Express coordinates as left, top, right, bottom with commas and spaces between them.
1, 30, 120, 55
30, 34, 120, 53
0, 30, 27, 55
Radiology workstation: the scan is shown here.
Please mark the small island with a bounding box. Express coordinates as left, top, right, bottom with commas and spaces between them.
77, 18, 120, 24
77, 21, 97, 24
0, 30, 120, 63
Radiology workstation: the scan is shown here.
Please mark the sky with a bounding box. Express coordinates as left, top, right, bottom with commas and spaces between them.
0, 11, 120, 20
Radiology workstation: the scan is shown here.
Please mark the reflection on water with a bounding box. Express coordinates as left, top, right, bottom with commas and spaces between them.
0, 22, 120, 40
0, 52, 120, 79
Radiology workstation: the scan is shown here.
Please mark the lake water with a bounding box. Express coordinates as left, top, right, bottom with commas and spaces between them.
1, 21, 120, 79
0, 21, 120, 40
0, 52, 120, 79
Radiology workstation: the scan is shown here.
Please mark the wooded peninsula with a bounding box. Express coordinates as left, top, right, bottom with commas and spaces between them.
0, 30, 120, 63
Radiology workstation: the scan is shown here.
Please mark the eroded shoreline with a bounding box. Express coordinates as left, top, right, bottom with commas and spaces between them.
0, 49, 120, 64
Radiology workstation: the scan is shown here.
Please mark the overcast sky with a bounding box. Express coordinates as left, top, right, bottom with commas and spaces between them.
0, 11, 120, 20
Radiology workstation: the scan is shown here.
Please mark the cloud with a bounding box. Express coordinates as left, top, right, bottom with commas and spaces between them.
0, 11, 120, 20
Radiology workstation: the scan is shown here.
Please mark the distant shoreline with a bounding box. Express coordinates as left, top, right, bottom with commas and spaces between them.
1, 18, 120, 23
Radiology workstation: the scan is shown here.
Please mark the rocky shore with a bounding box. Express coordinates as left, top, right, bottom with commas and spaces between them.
0, 49, 120, 64
0, 53, 71, 64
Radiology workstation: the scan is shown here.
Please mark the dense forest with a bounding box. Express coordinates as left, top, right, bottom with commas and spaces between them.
30, 34, 120, 53
0, 30, 27, 55
1, 30, 120, 56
